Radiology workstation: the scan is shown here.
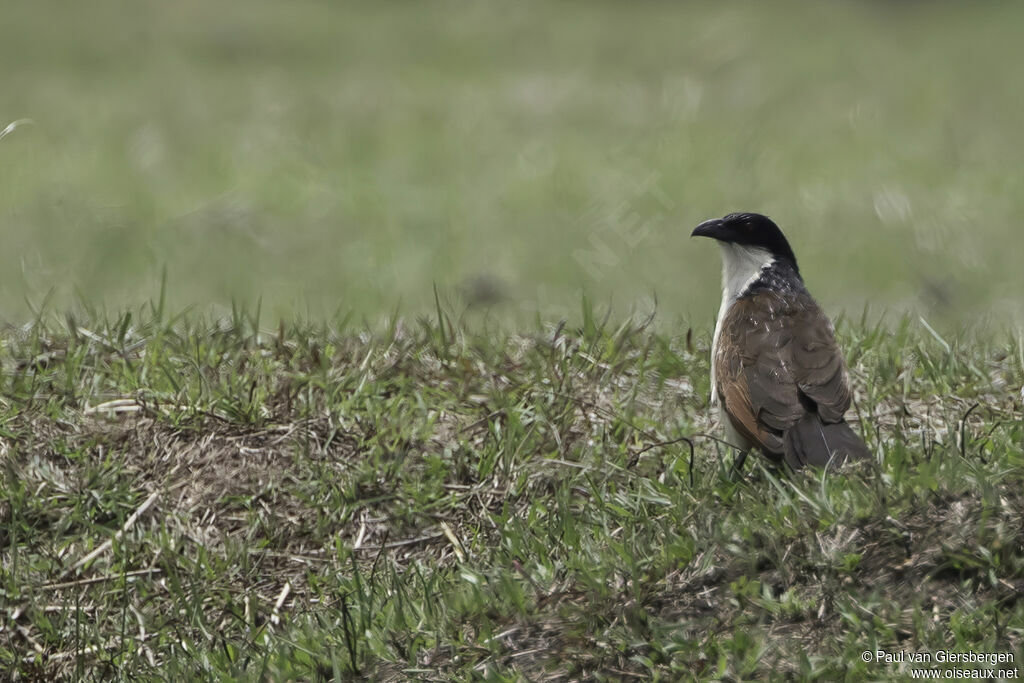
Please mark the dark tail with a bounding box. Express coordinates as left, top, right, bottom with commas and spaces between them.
783, 414, 871, 470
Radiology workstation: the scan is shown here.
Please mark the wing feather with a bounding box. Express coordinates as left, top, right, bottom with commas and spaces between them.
714, 290, 852, 458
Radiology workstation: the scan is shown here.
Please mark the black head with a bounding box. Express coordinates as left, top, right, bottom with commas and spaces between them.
691, 212, 799, 274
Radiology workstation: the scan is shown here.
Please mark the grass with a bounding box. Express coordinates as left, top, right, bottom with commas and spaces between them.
1, 1, 1024, 325
1, 303, 1022, 680
3, 2, 1024, 678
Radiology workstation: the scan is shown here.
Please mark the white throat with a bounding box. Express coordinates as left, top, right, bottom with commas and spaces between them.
718, 243, 776, 303
710, 243, 775, 404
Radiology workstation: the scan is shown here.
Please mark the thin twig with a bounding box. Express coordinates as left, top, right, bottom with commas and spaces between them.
627, 435, 696, 487
543, 458, 591, 470
352, 532, 444, 552
457, 409, 506, 434
60, 490, 160, 580
959, 402, 980, 459
48, 635, 154, 662
42, 568, 161, 591
439, 522, 466, 563
270, 582, 291, 626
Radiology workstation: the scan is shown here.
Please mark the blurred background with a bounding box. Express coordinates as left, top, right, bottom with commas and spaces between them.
1, 1, 1022, 329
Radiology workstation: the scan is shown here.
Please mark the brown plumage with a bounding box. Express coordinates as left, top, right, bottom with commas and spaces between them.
715, 285, 869, 469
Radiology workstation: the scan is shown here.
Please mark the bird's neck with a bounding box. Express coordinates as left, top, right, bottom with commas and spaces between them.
718, 243, 776, 304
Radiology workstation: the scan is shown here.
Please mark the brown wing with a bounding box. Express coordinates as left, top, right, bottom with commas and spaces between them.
715, 290, 851, 457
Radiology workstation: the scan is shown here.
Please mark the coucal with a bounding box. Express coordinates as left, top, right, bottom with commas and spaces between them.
691, 212, 871, 470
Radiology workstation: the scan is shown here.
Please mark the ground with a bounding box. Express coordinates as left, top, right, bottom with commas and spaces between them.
1, 306, 1022, 680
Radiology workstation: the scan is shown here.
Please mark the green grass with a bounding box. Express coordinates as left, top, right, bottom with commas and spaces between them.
2, 1, 1024, 326
3, 2, 1024, 679
1, 304, 1022, 679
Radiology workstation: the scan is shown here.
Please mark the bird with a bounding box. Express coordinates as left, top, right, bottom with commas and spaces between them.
691, 212, 871, 470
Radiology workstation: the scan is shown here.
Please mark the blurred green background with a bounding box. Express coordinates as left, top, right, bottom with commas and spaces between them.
1, 1, 1022, 327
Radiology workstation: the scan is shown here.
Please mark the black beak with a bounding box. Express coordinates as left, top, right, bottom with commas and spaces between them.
691, 218, 724, 239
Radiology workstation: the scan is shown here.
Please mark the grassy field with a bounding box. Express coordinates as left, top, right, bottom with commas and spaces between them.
1, 305, 1022, 679
3, 1, 1024, 680
1, 1, 1024, 326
